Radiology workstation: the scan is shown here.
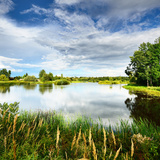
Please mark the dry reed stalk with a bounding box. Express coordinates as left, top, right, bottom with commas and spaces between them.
113, 144, 122, 160
27, 127, 31, 137
75, 127, 81, 155
13, 114, 18, 160
56, 126, 60, 149
65, 151, 68, 160
2, 108, 9, 121
32, 115, 37, 124
76, 127, 81, 147
83, 133, 87, 158
17, 121, 24, 133
125, 152, 128, 160
13, 115, 18, 134
71, 133, 76, 150
92, 139, 97, 160
103, 127, 107, 158
109, 150, 112, 159
32, 123, 37, 134
38, 118, 43, 127
8, 113, 11, 123
131, 139, 134, 157
4, 136, 7, 150
8, 123, 12, 134
111, 129, 116, 146
89, 128, 92, 147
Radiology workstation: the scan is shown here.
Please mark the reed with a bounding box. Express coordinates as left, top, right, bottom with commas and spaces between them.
0, 106, 160, 159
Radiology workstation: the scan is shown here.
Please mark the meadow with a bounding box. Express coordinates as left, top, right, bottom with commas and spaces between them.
0, 102, 160, 160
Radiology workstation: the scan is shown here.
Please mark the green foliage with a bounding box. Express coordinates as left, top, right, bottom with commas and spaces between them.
24, 76, 37, 82
0, 68, 11, 78
39, 69, 46, 79
54, 79, 70, 85
0, 104, 160, 159
125, 38, 160, 86
0, 74, 9, 81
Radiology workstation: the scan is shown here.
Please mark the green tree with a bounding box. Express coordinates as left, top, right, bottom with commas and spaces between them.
0, 69, 11, 78
0, 75, 9, 81
39, 69, 46, 79
48, 72, 54, 81
125, 38, 160, 86
24, 76, 37, 82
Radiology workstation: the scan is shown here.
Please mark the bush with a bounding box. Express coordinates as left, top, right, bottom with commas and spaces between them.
0, 74, 9, 81
24, 76, 37, 82
54, 79, 70, 85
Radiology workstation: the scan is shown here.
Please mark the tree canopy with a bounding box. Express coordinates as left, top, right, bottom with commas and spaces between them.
0, 69, 11, 78
125, 37, 160, 86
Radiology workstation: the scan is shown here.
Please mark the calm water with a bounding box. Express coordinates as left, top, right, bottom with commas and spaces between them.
0, 83, 159, 126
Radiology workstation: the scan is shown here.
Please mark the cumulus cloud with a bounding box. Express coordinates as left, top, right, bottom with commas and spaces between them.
0, 0, 14, 15
0, 0, 160, 76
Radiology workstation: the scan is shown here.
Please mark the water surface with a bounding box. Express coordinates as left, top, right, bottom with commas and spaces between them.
0, 83, 159, 126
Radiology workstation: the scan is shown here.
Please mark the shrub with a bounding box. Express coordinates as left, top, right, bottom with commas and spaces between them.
54, 79, 70, 85
24, 76, 37, 82
0, 74, 9, 81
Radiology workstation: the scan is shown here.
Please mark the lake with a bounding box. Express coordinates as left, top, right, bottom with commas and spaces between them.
0, 83, 159, 126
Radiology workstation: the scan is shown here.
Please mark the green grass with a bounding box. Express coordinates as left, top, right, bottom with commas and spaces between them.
98, 80, 129, 85
0, 102, 160, 159
123, 84, 160, 97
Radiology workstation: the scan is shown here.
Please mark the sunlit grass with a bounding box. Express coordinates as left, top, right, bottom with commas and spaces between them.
0, 102, 160, 159
123, 84, 160, 97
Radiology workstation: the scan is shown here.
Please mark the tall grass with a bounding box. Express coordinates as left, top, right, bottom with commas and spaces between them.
0, 103, 160, 159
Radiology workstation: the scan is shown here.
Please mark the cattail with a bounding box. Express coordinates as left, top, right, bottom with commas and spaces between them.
89, 128, 92, 147
56, 126, 60, 149
71, 133, 76, 150
92, 139, 97, 160
131, 139, 134, 157
111, 129, 116, 146
114, 144, 122, 160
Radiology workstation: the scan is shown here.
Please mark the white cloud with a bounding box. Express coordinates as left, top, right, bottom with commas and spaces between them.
21, 4, 52, 15
0, 0, 14, 15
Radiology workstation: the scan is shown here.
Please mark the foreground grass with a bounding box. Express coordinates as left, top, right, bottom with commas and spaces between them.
123, 84, 160, 97
0, 103, 160, 160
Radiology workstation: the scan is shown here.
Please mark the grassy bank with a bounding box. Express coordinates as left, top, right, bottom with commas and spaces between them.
98, 80, 129, 85
123, 84, 160, 97
0, 103, 160, 159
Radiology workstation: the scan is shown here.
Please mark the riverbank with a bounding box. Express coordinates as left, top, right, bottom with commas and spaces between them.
123, 84, 160, 97
0, 103, 160, 159
98, 80, 129, 85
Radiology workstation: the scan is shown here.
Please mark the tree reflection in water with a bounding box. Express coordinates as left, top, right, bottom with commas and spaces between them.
23, 84, 37, 90
39, 84, 53, 94
125, 93, 160, 126
0, 85, 10, 93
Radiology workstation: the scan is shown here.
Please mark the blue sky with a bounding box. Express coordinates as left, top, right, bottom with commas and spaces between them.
0, 0, 160, 77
